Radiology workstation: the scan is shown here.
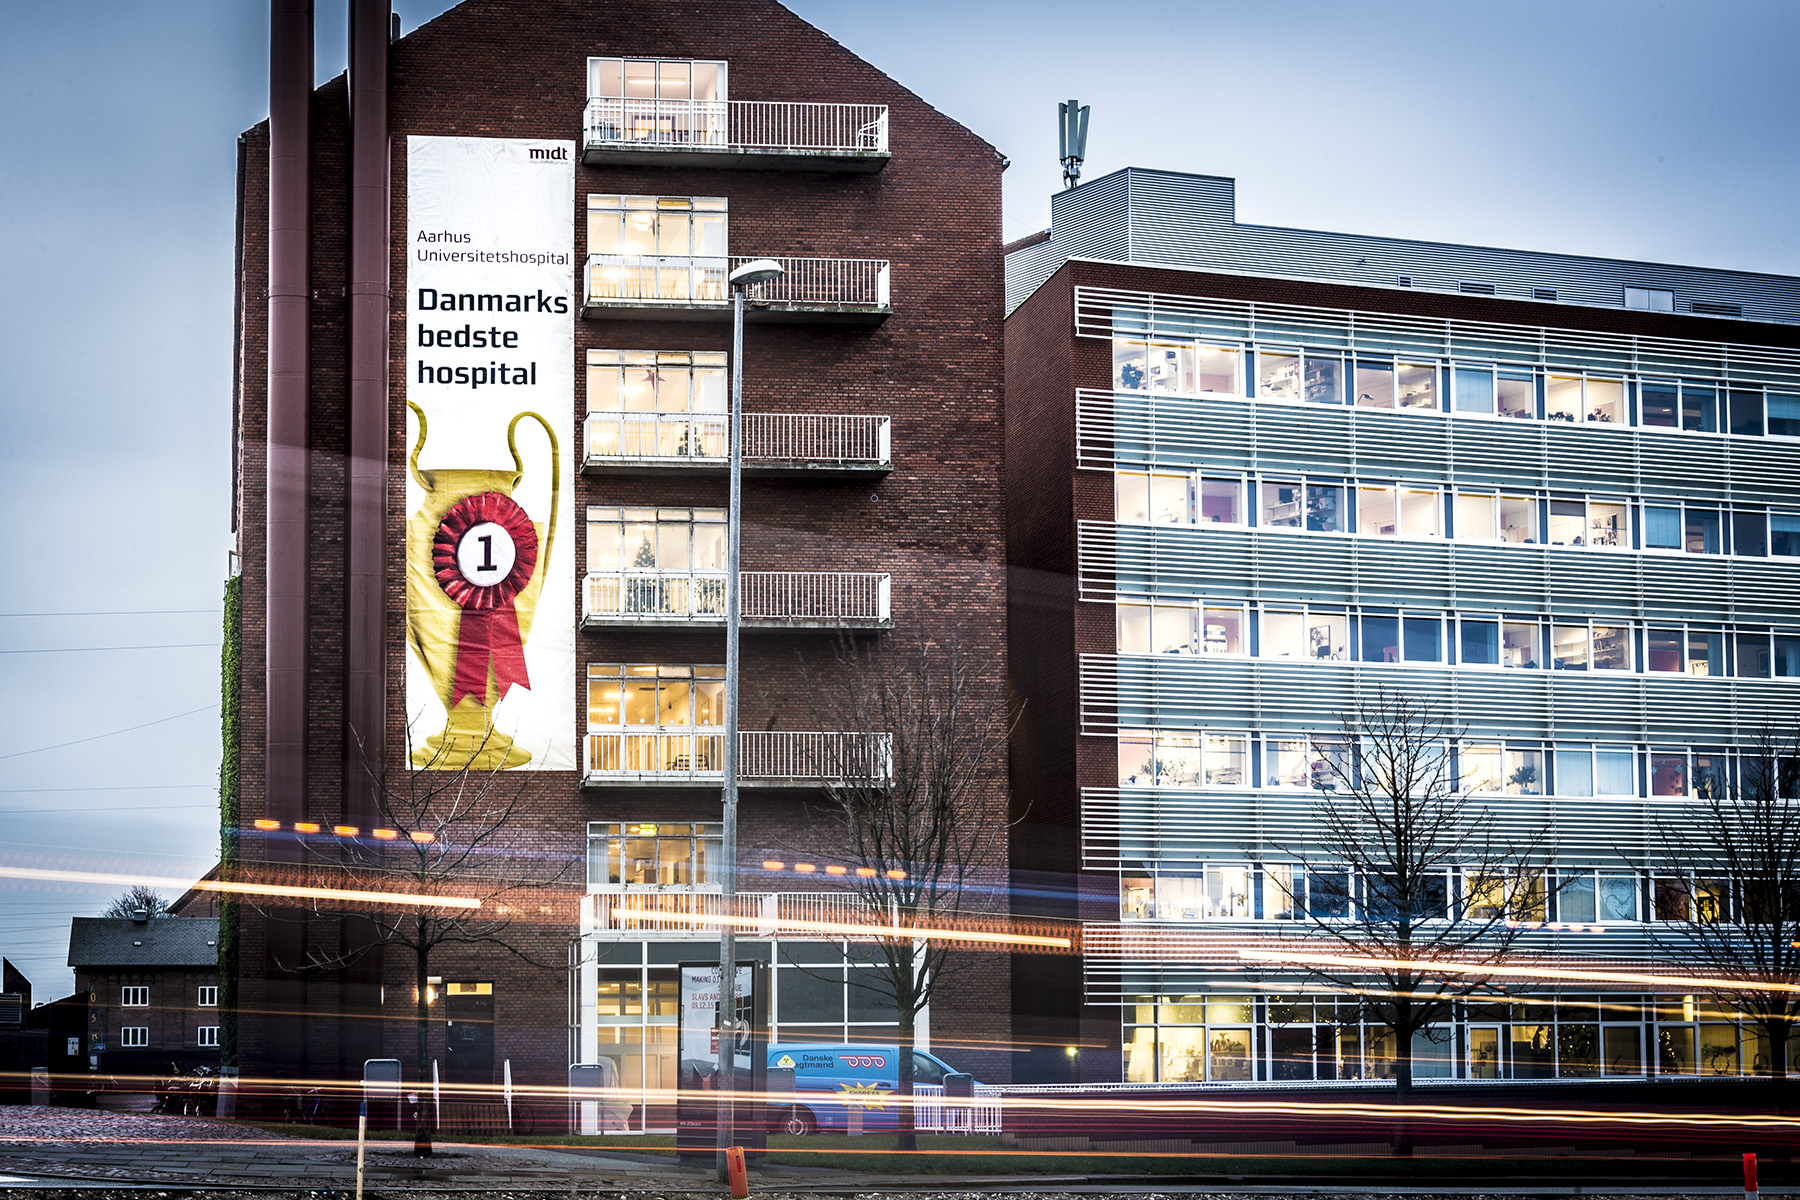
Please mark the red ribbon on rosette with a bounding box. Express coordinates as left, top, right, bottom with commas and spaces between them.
432, 491, 539, 708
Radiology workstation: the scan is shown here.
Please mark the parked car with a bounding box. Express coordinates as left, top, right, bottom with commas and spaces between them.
765, 1042, 972, 1135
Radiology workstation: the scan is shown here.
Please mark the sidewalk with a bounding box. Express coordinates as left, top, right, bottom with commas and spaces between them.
0, 1105, 726, 1188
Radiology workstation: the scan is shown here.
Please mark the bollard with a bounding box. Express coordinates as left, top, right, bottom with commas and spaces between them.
1744, 1152, 1758, 1200
725, 1145, 749, 1199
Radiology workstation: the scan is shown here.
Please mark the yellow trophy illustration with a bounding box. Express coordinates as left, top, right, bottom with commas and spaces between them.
406, 401, 559, 769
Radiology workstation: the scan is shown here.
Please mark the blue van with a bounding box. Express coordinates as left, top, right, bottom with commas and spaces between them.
766, 1043, 971, 1135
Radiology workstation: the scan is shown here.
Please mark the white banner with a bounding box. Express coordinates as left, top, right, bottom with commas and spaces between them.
403, 135, 575, 771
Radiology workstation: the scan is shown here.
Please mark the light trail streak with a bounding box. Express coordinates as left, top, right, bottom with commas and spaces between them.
1237, 947, 1800, 994
0, 865, 480, 910
608, 904, 1072, 949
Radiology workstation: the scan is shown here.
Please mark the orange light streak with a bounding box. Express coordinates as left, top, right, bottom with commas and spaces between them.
333, 825, 359, 837
1237, 947, 1800, 995
0, 865, 480, 911
610, 904, 1071, 949
373, 828, 398, 840
293, 821, 320, 833
252, 819, 280, 831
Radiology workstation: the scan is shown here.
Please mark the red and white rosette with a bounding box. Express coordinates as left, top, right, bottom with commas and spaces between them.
432, 491, 539, 707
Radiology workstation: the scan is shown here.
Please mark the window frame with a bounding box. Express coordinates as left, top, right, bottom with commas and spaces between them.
120, 986, 149, 1008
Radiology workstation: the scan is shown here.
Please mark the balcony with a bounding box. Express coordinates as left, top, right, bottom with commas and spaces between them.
582, 729, 892, 789
585, 890, 879, 938
581, 97, 889, 172
583, 571, 891, 630
583, 254, 891, 324
582, 411, 892, 477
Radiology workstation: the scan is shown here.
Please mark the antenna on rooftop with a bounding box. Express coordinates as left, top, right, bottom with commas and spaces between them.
1058, 99, 1090, 190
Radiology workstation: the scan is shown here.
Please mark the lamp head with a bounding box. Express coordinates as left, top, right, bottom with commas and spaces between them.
729, 258, 785, 288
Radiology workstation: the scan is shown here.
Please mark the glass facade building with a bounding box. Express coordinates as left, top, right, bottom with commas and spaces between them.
1004, 167, 1800, 1085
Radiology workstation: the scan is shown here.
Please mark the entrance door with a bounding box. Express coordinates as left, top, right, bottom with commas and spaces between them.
1468, 1025, 1502, 1079
444, 982, 495, 1085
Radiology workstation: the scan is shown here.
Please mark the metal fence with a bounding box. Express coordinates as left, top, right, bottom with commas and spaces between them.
584, 412, 726, 461
585, 255, 889, 310
583, 411, 891, 467
739, 730, 893, 782
584, 571, 889, 624
586, 255, 727, 304
584, 729, 892, 783
913, 1084, 1005, 1134
583, 97, 888, 154
742, 412, 891, 464
733, 255, 890, 309
587, 890, 874, 937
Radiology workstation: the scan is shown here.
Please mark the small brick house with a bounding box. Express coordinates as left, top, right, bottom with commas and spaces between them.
69, 916, 221, 1078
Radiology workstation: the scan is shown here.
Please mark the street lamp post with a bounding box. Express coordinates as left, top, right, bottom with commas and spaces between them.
717, 258, 783, 1173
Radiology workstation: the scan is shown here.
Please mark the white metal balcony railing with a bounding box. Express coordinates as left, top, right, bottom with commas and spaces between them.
583, 411, 892, 468
584, 255, 890, 311
583, 729, 892, 784
583, 571, 891, 626
583, 97, 888, 155
587, 890, 873, 937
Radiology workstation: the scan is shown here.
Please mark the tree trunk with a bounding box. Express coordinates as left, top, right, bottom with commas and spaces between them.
1391, 992, 1414, 1158
895, 941, 917, 1153
415, 937, 431, 1090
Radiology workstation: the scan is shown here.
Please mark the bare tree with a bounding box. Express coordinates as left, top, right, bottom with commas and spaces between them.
299, 731, 573, 1086
806, 633, 1013, 1151
1271, 688, 1548, 1146
103, 885, 171, 919
1652, 728, 1800, 1104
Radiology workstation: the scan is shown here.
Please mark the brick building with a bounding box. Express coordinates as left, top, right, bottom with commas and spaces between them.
229, 0, 1009, 1124
69, 917, 221, 1078
1006, 166, 1800, 1084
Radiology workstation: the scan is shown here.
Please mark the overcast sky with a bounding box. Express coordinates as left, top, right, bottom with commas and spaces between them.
2, 0, 1797, 998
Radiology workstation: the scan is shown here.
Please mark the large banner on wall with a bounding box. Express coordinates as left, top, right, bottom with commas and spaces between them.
404, 135, 575, 771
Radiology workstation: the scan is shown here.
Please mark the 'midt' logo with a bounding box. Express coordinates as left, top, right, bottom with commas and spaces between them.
528, 146, 568, 161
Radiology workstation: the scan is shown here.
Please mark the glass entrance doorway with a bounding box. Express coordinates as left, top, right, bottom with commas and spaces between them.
1468, 1025, 1502, 1078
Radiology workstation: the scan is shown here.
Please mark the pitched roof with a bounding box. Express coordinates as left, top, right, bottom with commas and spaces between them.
67, 917, 220, 969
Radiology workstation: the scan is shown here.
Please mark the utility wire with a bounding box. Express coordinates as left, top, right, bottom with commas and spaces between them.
0, 705, 218, 761
0, 609, 218, 617
0, 643, 216, 655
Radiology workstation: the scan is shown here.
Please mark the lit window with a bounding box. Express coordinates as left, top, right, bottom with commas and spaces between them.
1397, 362, 1438, 410
588, 821, 722, 890
1355, 358, 1395, 408
586, 57, 727, 148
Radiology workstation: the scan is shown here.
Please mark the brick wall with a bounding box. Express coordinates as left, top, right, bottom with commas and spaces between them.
233, 0, 1010, 1101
